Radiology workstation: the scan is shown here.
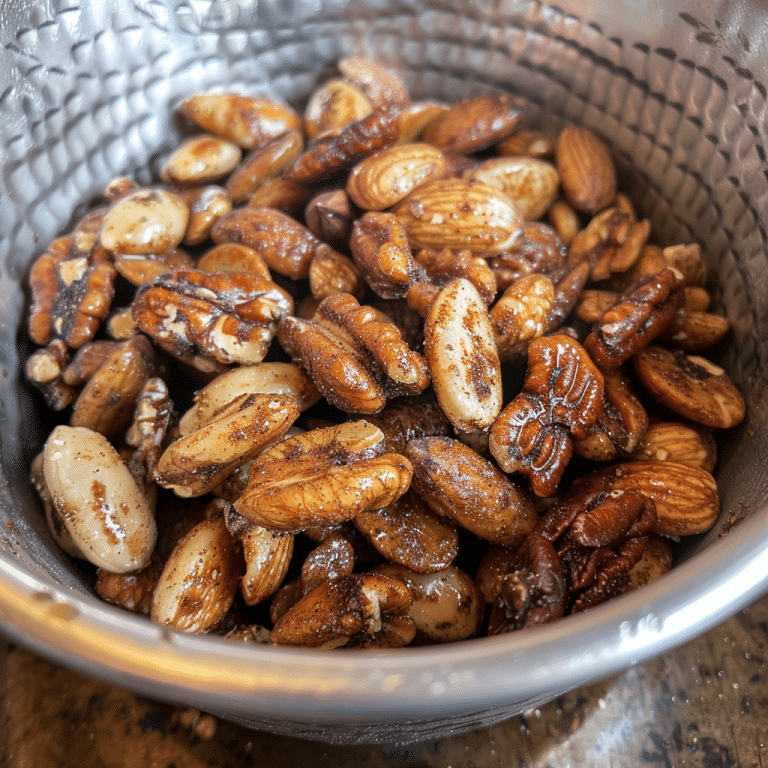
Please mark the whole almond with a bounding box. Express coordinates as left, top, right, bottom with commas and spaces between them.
556, 126, 616, 214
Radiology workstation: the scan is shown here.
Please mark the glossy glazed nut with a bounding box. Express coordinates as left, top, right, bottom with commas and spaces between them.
632, 346, 746, 429
178, 363, 320, 435
338, 57, 410, 108
210, 207, 321, 280
151, 515, 243, 633
132, 269, 293, 366
309, 243, 365, 301
245, 177, 310, 216
28, 237, 72, 345
269, 573, 414, 648
197, 243, 271, 279
114, 249, 195, 286
406, 436, 537, 548
490, 274, 555, 361
180, 185, 233, 246
96, 554, 164, 615
663, 310, 730, 351
60, 340, 119, 387
346, 143, 447, 211
362, 398, 452, 455
374, 563, 484, 643
304, 79, 373, 139
354, 489, 459, 573
555, 126, 616, 214
575, 289, 618, 324
465, 156, 560, 221
627, 534, 674, 590
633, 420, 717, 473
125, 377, 173, 487
155, 393, 299, 497
421, 93, 526, 153
425, 278, 502, 432
304, 189, 356, 248
234, 421, 413, 531
162, 135, 242, 185
496, 129, 556, 158
411, 248, 497, 310
300, 534, 355, 596
70, 335, 155, 438
99, 188, 190, 255
545, 259, 591, 332
396, 101, 448, 143
179, 93, 302, 149
43, 425, 157, 573
391, 178, 525, 257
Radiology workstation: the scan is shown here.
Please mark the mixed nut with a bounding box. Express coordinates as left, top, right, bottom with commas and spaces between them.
26, 57, 746, 649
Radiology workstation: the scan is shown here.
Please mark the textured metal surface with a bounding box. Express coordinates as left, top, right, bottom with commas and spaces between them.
0, 0, 767, 745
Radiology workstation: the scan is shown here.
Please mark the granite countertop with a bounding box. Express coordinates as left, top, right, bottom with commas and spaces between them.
2, 591, 767, 768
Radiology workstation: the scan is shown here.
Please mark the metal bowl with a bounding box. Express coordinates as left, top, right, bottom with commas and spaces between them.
1, 0, 767, 745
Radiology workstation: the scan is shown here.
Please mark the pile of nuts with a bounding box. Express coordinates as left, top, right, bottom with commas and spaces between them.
26, 58, 746, 648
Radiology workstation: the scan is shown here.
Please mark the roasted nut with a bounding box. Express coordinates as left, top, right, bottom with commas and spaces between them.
309, 243, 365, 301
304, 189, 356, 248
633, 346, 746, 429
28, 237, 72, 345
338, 57, 410, 108
245, 177, 309, 216
196, 242, 271, 279
114, 249, 194, 286
25, 340, 76, 411
362, 397, 451, 455
575, 288, 617, 324
300, 534, 355, 596
234, 420, 413, 531
547, 198, 581, 246
304, 79, 373, 139
43, 425, 157, 573
406, 436, 537, 548
96, 553, 164, 615
662, 243, 707, 286
555, 126, 616, 214
162, 135, 242, 185
180, 185, 233, 246
545, 259, 591, 332
396, 101, 448, 143
496, 129, 556, 158
663, 309, 730, 351
633, 420, 717, 472
627, 534, 674, 590
105, 307, 138, 340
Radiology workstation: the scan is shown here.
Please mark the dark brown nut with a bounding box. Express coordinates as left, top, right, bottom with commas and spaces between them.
406, 436, 537, 548
304, 189, 356, 248
391, 178, 525, 257
179, 93, 302, 149
151, 514, 244, 633
545, 259, 591, 333
25, 340, 76, 411
269, 579, 303, 625
225, 129, 304, 203
489, 335, 605, 497
300, 534, 355, 596
396, 101, 448, 144
308, 243, 365, 301
411, 247, 497, 309
663, 309, 730, 351
338, 57, 410, 108
161, 134, 242, 185
555, 126, 616, 214
303, 79, 373, 139
132, 269, 293, 366
361, 397, 451, 455
487, 533, 567, 633
354, 489, 459, 573
374, 563, 484, 643
96, 553, 164, 615
491, 274, 555, 361
465, 156, 560, 221
155, 393, 299, 498
269, 573, 414, 649
196, 243, 271, 279
575, 288, 618, 324
662, 243, 707, 286
574, 367, 649, 462
31, 452, 82, 558
70, 335, 155, 439
350, 211, 424, 299
632, 346, 746, 429
210, 207, 321, 280
285, 104, 401, 183
179, 185, 233, 246
496, 129, 556, 158
583, 268, 686, 369
421, 93, 526, 153
346, 143, 448, 211
547, 198, 581, 246
234, 421, 413, 531
633, 420, 717, 473
28, 236, 72, 345
60, 340, 120, 387
627, 534, 674, 590
278, 293, 429, 414
113, 248, 194, 286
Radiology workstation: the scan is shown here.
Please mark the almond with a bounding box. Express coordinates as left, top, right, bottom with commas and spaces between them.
556, 126, 616, 214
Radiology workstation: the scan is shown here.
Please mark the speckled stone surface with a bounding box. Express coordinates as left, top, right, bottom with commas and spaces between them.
3, 592, 767, 768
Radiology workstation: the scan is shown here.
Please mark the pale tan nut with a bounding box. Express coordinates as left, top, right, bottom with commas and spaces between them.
95, 553, 164, 616
354, 489, 459, 573
161, 134, 242, 185
25, 340, 77, 411
304, 189, 356, 249
278, 293, 429, 414
490, 274, 555, 361
151, 514, 244, 633
28, 236, 72, 345
304, 78, 374, 139
662, 243, 707, 286
627, 534, 673, 590
245, 177, 310, 217
406, 436, 537, 548
234, 420, 413, 531
106, 307, 138, 340
633, 346, 746, 429
269, 573, 414, 649
496, 129, 556, 159
43, 425, 157, 573
113, 249, 195, 286
98, 188, 190, 255
663, 309, 730, 351
178, 93, 302, 149
155, 393, 299, 498
489, 335, 605, 498
574, 366, 649, 462
346, 143, 448, 211
104, 176, 139, 203
179, 185, 233, 246
338, 57, 410, 108
299, 534, 355, 597
555, 126, 616, 214
178, 363, 320, 435
421, 93, 526, 153
465, 156, 560, 221
132, 268, 293, 367
350, 211, 425, 300
633, 420, 717, 473
210, 207, 321, 280
362, 397, 452, 455
547, 198, 581, 246
391, 178, 524, 257
70, 334, 155, 439
374, 563, 484, 644
225, 129, 304, 204
196, 243, 271, 280
309, 243, 365, 301
396, 101, 448, 144
424, 278, 502, 433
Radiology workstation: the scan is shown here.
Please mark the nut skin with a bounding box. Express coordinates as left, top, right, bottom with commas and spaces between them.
304, 189, 356, 249
556, 126, 617, 214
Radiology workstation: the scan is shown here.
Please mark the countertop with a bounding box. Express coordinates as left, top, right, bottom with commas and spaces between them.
3, 591, 768, 768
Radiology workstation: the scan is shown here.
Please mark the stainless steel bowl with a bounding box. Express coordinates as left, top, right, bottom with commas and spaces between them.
1, 0, 767, 745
